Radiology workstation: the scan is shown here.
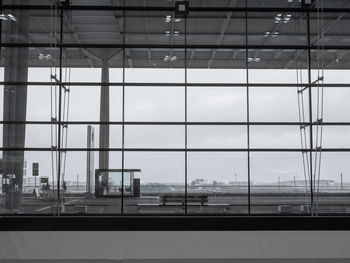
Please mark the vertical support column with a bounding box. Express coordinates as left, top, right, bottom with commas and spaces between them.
245, 0, 251, 215
184, 13, 188, 215
86, 125, 95, 193
99, 60, 110, 170
99, 60, 110, 191
56, 6, 63, 214
175, 0, 189, 215
307, 9, 314, 214
2, 3, 30, 210
121, 6, 126, 214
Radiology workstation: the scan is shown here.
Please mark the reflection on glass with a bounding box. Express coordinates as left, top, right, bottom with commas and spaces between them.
251, 152, 310, 214
188, 87, 246, 122
0, 3, 350, 218
188, 152, 248, 214
124, 152, 185, 214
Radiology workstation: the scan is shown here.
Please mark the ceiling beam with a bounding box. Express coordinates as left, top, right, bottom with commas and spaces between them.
143, 0, 153, 67
189, 0, 206, 67
207, 0, 237, 68
112, 0, 133, 68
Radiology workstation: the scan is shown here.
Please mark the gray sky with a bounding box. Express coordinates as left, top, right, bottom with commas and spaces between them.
1, 67, 350, 184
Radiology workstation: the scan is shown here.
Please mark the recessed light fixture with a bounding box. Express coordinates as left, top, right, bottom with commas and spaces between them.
264, 31, 280, 37
165, 30, 180, 36
287, 0, 303, 3
165, 15, 182, 23
164, 55, 177, 62
0, 13, 16, 22
165, 15, 172, 23
275, 13, 292, 24
248, 57, 261, 62
38, 53, 52, 61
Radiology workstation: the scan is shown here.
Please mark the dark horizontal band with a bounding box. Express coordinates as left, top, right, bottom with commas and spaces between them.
1, 215, 350, 231
0, 5, 348, 13
0, 121, 348, 126
0, 82, 345, 87
0, 147, 347, 152
0, 43, 346, 50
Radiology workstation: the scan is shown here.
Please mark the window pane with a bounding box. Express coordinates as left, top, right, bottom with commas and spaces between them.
188, 152, 248, 214
188, 69, 246, 83
126, 68, 185, 83
188, 87, 246, 122
125, 87, 185, 122
251, 152, 310, 214
188, 125, 247, 149
248, 12, 307, 46
67, 125, 122, 149
2, 9, 56, 44
1, 151, 58, 214
250, 87, 309, 122
317, 153, 350, 214
126, 10, 185, 45
25, 125, 51, 148
125, 125, 184, 149
65, 151, 123, 214
251, 126, 302, 149
27, 86, 51, 121
311, 13, 350, 47
68, 86, 122, 121
315, 70, 350, 84
318, 87, 350, 122
188, 12, 246, 46
320, 126, 350, 148
124, 152, 185, 214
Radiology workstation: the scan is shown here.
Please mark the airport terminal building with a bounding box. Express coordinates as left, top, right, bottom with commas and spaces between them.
0, 0, 350, 261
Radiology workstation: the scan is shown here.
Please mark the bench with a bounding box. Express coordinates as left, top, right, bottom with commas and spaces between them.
278, 204, 310, 214
73, 205, 88, 214
137, 202, 230, 213
159, 194, 208, 205
41, 190, 65, 202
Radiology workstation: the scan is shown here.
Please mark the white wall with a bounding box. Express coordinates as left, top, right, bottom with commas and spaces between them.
0, 231, 350, 260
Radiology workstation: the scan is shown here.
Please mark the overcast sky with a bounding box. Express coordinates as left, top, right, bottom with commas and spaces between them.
1, 67, 350, 185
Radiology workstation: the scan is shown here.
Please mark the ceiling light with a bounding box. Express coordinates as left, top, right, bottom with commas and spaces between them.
38, 53, 52, 61
275, 13, 292, 24
165, 15, 182, 23
248, 57, 260, 62
165, 15, 172, 23
164, 55, 177, 62
264, 31, 280, 37
0, 13, 16, 22
165, 30, 181, 36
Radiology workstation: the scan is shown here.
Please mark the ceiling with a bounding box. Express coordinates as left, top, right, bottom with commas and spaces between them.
1, 0, 350, 69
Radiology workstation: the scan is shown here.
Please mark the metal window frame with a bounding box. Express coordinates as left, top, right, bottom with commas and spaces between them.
1, 2, 350, 228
